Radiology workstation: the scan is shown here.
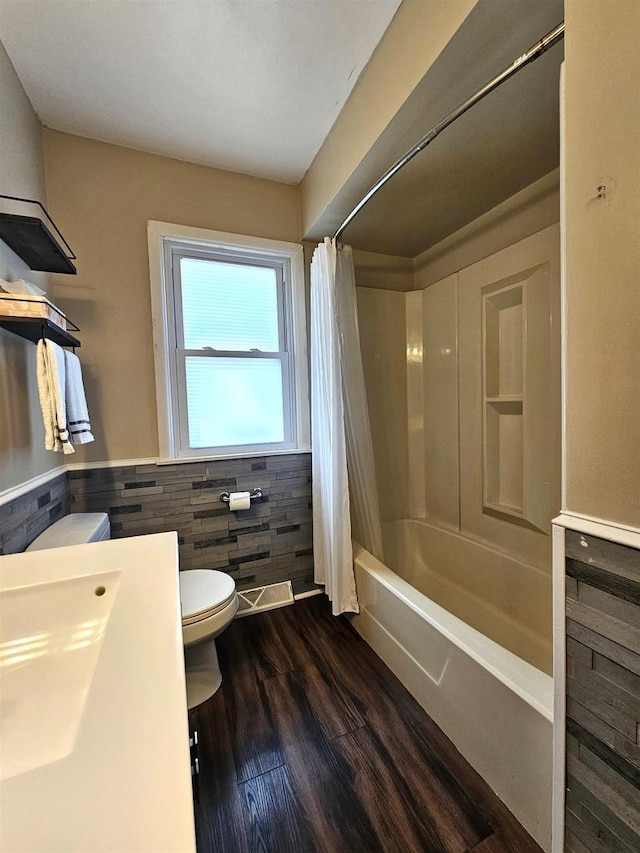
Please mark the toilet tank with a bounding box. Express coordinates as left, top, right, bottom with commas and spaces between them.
26, 513, 111, 551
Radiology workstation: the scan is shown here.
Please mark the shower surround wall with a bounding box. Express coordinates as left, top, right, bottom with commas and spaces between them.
354, 178, 561, 673
356, 172, 560, 541
68, 454, 315, 595
358, 225, 560, 558
355, 284, 409, 522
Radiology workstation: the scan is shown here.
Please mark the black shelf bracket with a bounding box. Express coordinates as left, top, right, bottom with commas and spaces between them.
0, 317, 81, 348
0, 194, 77, 274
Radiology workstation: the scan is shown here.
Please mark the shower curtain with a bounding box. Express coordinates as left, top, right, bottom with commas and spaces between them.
310, 237, 384, 616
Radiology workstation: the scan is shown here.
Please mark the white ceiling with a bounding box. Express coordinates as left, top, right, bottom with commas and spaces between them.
0, 0, 401, 184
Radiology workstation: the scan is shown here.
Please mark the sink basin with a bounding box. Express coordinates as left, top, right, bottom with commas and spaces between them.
0, 569, 121, 780
0, 532, 195, 853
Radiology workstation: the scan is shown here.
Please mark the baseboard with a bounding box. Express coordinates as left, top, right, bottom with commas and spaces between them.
294, 588, 323, 600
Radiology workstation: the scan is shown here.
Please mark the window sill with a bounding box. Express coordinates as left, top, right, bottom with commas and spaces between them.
155, 447, 311, 466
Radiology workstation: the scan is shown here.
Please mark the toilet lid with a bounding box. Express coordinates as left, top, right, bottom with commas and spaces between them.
179, 570, 236, 624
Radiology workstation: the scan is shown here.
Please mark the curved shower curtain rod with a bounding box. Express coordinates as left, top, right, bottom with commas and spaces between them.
332, 21, 565, 242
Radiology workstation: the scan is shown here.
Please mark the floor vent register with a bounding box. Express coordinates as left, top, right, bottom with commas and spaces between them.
236, 580, 294, 617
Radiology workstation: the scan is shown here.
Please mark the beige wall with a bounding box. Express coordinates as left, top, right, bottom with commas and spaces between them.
0, 41, 56, 494
563, 0, 640, 529
301, 0, 476, 236
4, 0, 638, 540
414, 170, 560, 290
43, 130, 301, 463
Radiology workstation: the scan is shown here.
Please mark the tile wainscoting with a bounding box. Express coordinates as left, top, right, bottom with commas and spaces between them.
0, 472, 70, 555
564, 529, 640, 853
69, 454, 318, 595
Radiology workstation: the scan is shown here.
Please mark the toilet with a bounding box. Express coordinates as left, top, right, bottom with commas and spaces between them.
26, 512, 238, 709
25, 511, 111, 551
179, 568, 238, 708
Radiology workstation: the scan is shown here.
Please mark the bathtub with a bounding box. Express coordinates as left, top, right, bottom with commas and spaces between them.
350, 519, 554, 852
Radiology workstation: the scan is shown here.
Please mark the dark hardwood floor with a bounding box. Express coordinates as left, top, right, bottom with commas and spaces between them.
188, 594, 543, 853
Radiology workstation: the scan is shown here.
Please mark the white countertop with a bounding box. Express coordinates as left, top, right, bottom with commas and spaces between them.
0, 532, 196, 853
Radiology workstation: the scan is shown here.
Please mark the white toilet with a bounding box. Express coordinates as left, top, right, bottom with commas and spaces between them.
26, 512, 238, 710
180, 569, 238, 708
26, 511, 111, 551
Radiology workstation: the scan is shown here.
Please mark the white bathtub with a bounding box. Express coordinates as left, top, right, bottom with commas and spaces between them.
350, 520, 553, 852
385, 518, 553, 673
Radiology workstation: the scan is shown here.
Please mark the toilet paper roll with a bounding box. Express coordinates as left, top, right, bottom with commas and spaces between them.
228, 491, 251, 511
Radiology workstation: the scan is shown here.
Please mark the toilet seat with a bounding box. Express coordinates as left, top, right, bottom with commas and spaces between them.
180, 570, 236, 626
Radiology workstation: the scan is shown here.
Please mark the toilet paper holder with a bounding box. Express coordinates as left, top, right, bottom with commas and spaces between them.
219, 488, 263, 504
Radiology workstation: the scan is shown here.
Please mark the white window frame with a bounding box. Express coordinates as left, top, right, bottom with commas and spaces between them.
148, 220, 310, 462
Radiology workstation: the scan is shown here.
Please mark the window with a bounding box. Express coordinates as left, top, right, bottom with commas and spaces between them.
148, 222, 309, 461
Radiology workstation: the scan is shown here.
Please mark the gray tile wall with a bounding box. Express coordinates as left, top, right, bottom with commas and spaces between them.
0, 472, 70, 555
565, 529, 640, 853
69, 453, 318, 595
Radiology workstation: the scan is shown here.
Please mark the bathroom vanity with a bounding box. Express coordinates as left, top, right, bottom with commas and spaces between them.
0, 532, 196, 852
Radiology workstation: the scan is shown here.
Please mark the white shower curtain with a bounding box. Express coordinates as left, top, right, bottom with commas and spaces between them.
334, 245, 384, 563
310, 237, 384, 616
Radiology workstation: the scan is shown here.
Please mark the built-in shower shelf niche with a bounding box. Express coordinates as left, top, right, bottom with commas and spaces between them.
482, 264, 550, 532
484, 398, 524, 516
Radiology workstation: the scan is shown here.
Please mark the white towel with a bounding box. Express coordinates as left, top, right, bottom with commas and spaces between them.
64, 350, 94, 446
36, 339, 74, 454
